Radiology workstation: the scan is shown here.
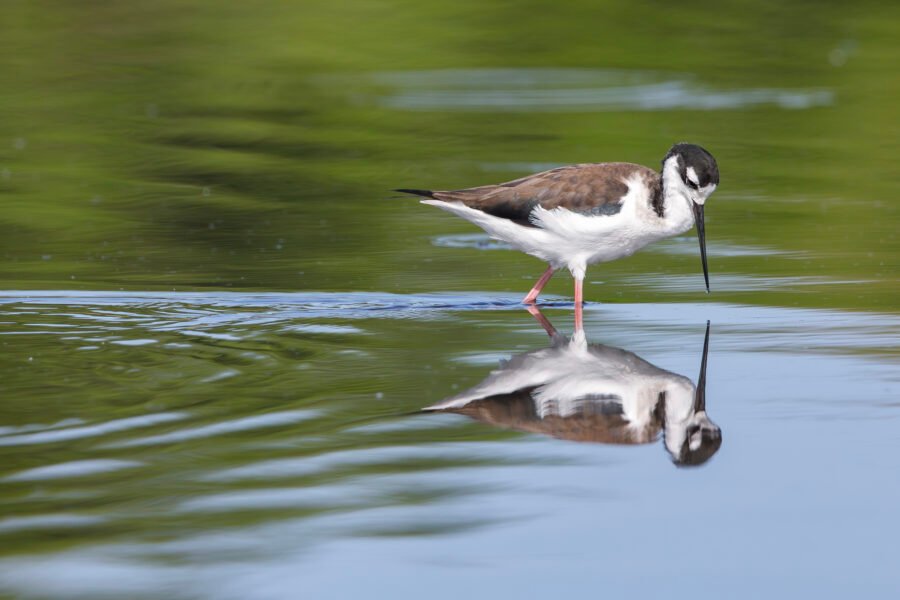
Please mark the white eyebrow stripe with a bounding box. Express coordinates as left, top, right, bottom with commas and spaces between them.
686, 166, 699, 185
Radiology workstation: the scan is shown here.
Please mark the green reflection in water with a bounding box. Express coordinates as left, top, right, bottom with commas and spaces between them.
0, 0, 897, 309
0, 1, 899, 595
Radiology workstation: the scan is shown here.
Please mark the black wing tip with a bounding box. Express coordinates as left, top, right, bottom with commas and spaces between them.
394, 188, 436, 199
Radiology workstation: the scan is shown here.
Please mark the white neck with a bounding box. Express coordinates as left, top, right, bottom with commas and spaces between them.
659, 157, 695, 235
661, 380, 700, 457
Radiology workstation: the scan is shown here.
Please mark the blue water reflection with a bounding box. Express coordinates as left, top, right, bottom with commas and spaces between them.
1, 293, 898, 598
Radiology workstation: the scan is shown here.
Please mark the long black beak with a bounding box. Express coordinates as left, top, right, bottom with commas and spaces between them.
691, 201, 710, 293
693, 321, 710, 413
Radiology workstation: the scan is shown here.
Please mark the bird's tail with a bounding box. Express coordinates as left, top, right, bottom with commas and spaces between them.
393, 188, 436, 199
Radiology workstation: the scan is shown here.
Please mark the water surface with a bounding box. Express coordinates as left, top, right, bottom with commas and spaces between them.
1, 1, 899, 598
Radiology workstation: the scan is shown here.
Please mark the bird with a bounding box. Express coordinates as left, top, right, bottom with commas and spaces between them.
397, 142, 720, 329
424, 308, 721, 467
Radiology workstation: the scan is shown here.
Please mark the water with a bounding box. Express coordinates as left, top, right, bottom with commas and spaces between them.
1, 1, 899, 598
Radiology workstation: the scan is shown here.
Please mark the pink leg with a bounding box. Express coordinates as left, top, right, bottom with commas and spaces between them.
526, 305, 558, 338
574, 277, 584, 331
522, 265, 555, 305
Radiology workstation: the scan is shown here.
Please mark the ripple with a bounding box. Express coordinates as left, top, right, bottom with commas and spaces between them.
0, 290, 536, 323
282, 324, 366, 334
626, 273, 873, 293
647, 237, 806, 258
203, 443, 512, 482
0, 514, 106, 533
178, 484, 361, 512
0, 418, 84, 437
198, 369, 241, 384
110, 338, 158, 346
431, 233, 512, 251
0, 412, 187, 447
2, 459, 142, 482
102, 410, 321, 449
357, 68, 834, 112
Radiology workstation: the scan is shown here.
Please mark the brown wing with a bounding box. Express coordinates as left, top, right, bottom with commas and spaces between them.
449, 389, 661, 445
431, 162, 658, 226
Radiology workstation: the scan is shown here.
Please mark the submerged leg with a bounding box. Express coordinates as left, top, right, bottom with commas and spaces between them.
574, 277, 584, 331
522, 265, 555, 305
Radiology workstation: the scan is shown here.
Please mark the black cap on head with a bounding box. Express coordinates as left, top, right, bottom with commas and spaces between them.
664, 143, 720, 187
673, 428, 723, 467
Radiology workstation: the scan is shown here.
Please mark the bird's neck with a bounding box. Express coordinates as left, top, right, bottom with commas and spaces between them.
656, 164, 695, 235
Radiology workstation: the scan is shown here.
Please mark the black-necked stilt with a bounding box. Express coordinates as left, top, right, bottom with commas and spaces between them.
425, 309, 720, 467
398, 143, 720, 329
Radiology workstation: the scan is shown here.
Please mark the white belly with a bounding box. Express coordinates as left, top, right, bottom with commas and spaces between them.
423, 195, 694, 280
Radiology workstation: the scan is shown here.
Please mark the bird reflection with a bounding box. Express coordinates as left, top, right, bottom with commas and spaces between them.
425, 308, 721, 467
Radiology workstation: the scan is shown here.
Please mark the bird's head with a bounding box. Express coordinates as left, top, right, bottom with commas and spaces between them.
661, 143, 720, 292
670, 410, 723, 467
662, 321, 722, 467
662, 142, 720, 205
